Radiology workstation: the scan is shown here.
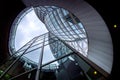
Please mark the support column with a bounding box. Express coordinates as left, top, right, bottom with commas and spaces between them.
35, 35, 45, 80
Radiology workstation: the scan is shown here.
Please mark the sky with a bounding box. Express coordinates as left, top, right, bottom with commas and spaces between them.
15, 9, 57, 65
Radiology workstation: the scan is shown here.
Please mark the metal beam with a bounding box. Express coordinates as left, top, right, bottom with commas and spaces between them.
9, 51, 74, 80
35, 35, 45, 80
52, 32, 109, 78
0, 36, 39, 79
9, 68, 37, 80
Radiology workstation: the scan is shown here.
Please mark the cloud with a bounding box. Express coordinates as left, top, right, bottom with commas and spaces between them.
15, 9, 56, 65
15, 10, 48, 49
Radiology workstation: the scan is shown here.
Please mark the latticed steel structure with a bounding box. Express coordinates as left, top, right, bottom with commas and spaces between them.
0, 32, 107, 80
35, 6, 88, 56
0, 0, 113, 80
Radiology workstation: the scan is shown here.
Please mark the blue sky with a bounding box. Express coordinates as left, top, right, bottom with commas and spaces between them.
15, 9, 57, 65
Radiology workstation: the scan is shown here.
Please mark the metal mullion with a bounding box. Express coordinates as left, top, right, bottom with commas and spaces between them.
31, 41, 43, 48
8, 37, 38, 62
52, 11, 62, 33
17, 42, 42, 53
64, 24, 78, 38
21, 43, 48, 55
43, 7, 51, 21
34, 36, 45, 42
40, 7, 46, 12
49, 6, 59, 13
38, 7, 45, 22
15, 37, 37, 51
59, 9, 77, 40
73, 18, 86, 35
78, 40, 87, 54
71, 42, 76, 49
64, 11, 87, 44
33, 32, 46, 38
44, 14, 56, 35
17, 33, 58, 54
61, 9, 86, 41
17, 34, 48, 53
36, 8, 41, 20
58, 9, 74, 39
55, 9, 73, 40
56, 42, 59, 56
37, 7, 43, 21
69, 13, 87, 43
70, 27, 84, 34
41, 52, 74, 68
45, 24, 54, 36
50, 32, 78, 53
60, 9, 81, 38
66, 37, 87, 42
29, 32, 48, 42
9, 68, 37, 80
19, 39, 58, 55
9, 52, 74, 80
29, 36, 54, 48
0, 36, 39, 79
40, 12, 44, 21
77, 27, 86, 34
30, 35, 49, 48
35, 34, 45, 80
68, 37, 85, 55
76, 41, 85, 54
50, 29, 80, 36
43, 13, 47, 22
37, 8, 41, 18
48, 26, 84, 35
68, 42, 76, 49
52, 33, 109, 78
49, 34, 86, 42
48, 13, 62, 36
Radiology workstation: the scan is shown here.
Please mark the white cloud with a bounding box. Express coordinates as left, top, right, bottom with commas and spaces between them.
15, 10, 48, 50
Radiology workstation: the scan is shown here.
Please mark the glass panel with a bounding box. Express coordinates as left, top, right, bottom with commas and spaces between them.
24, 48, 41, 64
42, 45, 56, 65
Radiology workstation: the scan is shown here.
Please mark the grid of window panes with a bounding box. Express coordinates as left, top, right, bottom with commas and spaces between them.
49, 33, 72, 64
35, 6, 88, 56
34, 6, 58, 22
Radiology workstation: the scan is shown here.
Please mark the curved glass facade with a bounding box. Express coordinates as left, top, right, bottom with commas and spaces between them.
48, 33, 72, 64
35, 6, 88, 57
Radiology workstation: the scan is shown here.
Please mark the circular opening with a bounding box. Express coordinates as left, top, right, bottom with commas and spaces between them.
9, 6, 88, 65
